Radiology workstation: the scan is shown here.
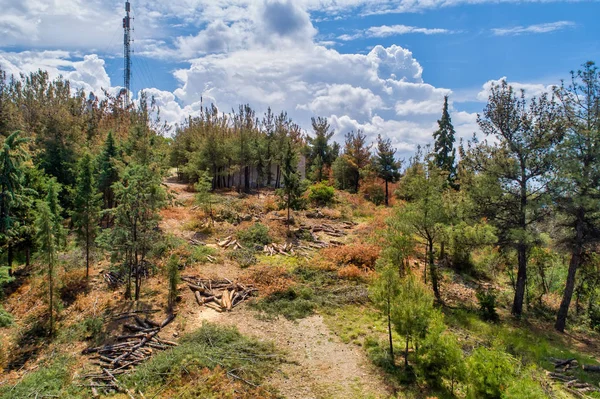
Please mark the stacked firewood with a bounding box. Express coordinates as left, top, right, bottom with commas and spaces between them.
183, 276, 257, 312
263, 242, 295, 256
547, 358, 600, 397
82, 313, 177, 397
217, 236, 244, 249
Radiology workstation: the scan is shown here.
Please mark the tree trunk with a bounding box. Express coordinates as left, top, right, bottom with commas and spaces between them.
404, 335, 409, 367
244, 165, 250, 193
49, 256, 54, 335
511, 243, 527, 317
429, 240, 441, 302
387, 296, 394, 362
385, 179, 389, 207
555, 236, 583, 332
7, 243, 13, 276
25, 246, 30, 268
85, 233, 90, 284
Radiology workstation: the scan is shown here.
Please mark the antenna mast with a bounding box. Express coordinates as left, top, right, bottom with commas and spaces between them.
123, 1, 132, 107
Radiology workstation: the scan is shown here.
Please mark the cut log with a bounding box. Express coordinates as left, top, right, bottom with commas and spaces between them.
582, 364, 600, 373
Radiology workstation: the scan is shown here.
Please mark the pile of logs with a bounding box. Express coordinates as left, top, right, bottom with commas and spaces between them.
183, 276, 257, 312
217, 236, 244, 250
264, 242, 295, 256
547, 358, 600, 397
82, 313, 177, 397
103, 271, 124, 287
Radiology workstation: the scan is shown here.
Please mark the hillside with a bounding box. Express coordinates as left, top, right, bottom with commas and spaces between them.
0, 175, 599, 399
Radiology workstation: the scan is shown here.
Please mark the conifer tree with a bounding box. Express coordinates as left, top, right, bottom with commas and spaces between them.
167, 255, 179, 314
278, 139, 304, 229
553, 62, 600, 332
343, 130, 371, 193
307, 117, 335, 182
72, 152, 101, 282
370, 262, 401, 362
374, 134, 401, 206
46, 178, 65, 249
35, 200, 57, 335
98, 131, 119, 223
433, 96, 457, 185
0, 131, 29, 274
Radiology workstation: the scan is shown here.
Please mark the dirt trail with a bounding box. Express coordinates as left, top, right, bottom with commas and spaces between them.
165, 180, 391, 399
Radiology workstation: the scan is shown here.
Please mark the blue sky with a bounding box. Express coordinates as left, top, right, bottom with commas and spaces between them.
0, 0, 599, 157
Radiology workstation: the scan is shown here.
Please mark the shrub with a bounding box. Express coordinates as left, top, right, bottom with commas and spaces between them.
0, 305, 13, 328
337, 265, 365, 280
502, 372, 547, 399
189, 245, 217, 264
467, 347, 516, 399
237, 223, 272, 247
229, 248, 257, 268
362, 183, 385, 206
0, 356, 74, 398
476, 288, 499, 322
322, 244, 381, 270
307, 182, 335, 206
250, 287, 316, 320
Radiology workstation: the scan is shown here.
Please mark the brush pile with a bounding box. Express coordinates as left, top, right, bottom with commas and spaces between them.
263, 242, 296, 256
547, 358, 600, 397
82, 313, 177, 397
183, 276, 257, 312
217, 236, 244, 249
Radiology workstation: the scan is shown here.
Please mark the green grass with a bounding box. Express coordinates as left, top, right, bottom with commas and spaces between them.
190, 244, 218, 264
121, 323, 280, 397
250, 265, 369, 320
0, 304, 13, 328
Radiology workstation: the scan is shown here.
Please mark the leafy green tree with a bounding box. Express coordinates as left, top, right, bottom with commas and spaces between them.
306, 117, 336, 182
111, 164, 167, 300
396, 154, 448, 301
72, 152, 102, 282
343, 130, 371, 193
277, 139, 305, 229
464, 81, 564, 317
553, 62, 600, 332
433, 96, 457, 186
35, 200, 58, 335
370, 262, 401, 362
374, 134, 401, 206
391, 273, 435, 367
0, 131, 29, 274
467, 347, 516, 399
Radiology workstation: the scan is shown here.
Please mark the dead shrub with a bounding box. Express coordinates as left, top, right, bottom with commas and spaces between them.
337, 265, 364, 280
322, 244, 381, 270
244, 266, 295, 297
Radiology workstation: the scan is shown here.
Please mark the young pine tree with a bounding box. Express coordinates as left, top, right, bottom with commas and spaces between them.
278, 139, 304, 230
167, 255, 180, 314
97, 131, 119, 223
72, 152, 102, 283
432, 96, 457, 186
370, 262, 401, 363
35, 200, 58, 335
46, 178, 65, 249
374, 134, 401, 206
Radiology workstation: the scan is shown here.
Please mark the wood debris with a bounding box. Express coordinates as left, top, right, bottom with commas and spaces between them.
82, 314, 177, 395
182, 276, 257, 312
546, 358, 600, 396
263, 242, 295, 256
217, 236, 244, 249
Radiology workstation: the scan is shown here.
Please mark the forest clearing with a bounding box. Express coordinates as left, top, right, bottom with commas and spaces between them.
0, 61, 600, 399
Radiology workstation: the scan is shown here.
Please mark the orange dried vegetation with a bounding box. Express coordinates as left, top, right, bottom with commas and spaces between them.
244, 266, 295, 297
322, 243, 381, 270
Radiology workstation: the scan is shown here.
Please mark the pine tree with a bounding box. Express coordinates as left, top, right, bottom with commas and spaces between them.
370, 262, 401, 362
97, 131, 119, 223
0, 131, 29, 274
374, 134, 401, 206
35, 200, 57, 335
278, 139, 304, 230
343, 130, 371, 193
72, 152, 102, 283
307, 117, 335, 182
46, 178, 65, 249
553, 62, 600, 332
167, 255, 180, 314
433, 96, 457, 185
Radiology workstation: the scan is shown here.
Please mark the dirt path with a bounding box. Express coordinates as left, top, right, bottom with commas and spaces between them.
165, 179, 391, 398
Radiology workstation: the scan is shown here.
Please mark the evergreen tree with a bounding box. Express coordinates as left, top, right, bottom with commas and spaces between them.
464, 81, 564, 317
277, 139, 304, 229
72, 152, 101, 282
370, 262, 401, 362
0, 131, 29, 274
97, 131, 119, 223
432, 96, 457, 185
35, 200, 58, 335
46, 178, 65, 249
306, 117, 335, 182
167, 255, 179, 314
374, 134, 401, 206
553, 62, 600, 332
343, 130, 371, 193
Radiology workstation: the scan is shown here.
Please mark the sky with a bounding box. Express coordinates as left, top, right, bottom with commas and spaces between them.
0, 0, 598, 159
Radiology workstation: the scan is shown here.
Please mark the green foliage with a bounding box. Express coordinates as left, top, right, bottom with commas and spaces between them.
432, 96, 457, 185
252, 286, 316, 320
476, 288, 500, 322
332, 155, 354, 191
229, 247, 258, 268
342, 130, 372, 193
194, 169, 214, 219
502, 371, 547, 399
362, 182, 385, 206
277, 138, 307, 215
306, 116, 336, 182
97, 131, 119, 211
0, 356, 77, 399
307, 182, 335, 206
189, 244, 217, 264
0, 304, 13, 327
236, 222, 272, 247
449, 221, 498, 273
374, 134, 401, 206
123, 323, 278, 392
467, 347, 516, 399
35, 199, 58, 334
416, 314, 466, 390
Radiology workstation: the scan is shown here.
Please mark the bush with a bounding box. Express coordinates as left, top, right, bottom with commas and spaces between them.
0, 304, 13, 328
237, 223, 272, 247
322, 244, 381, 270
467, 347, 516, 399
0, 356, 76, 398
229, 247, 257, 268
416, 315, 466, 391
502, 372, 547, 399
251, 287, 316, 320
362, 183, 385, 206
476, 288, 499, 322
308, 182, 335, 206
